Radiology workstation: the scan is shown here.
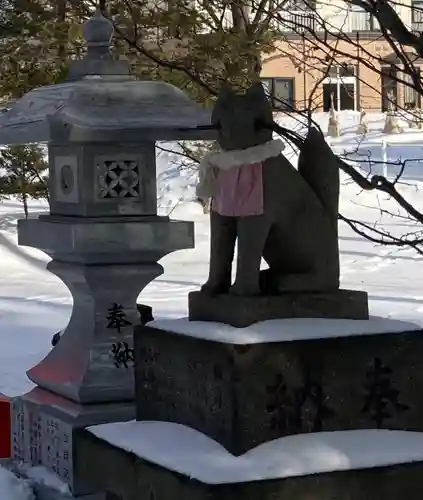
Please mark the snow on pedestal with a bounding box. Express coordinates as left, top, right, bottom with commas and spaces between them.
75, 420, 423, 499
148, 315, 421, 343
88, 421, 423, 484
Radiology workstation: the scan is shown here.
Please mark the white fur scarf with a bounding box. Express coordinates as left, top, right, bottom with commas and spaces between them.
196, 139, 285, 200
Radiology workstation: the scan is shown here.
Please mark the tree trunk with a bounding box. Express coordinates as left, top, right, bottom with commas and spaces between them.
57, 0, 66, 58
229, 3, 262, 82
20, 177, 28, 219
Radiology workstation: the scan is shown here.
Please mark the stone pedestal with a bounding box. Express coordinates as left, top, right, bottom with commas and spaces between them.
189, 289, 369, 327
407, 109, 423, 129
356, 111, 368, 135
327, 107, 340, 137
384, 112, 401, 134
11, 388, 134, 496
19, 216, 192, 403
75, 427, 423, 500
134, 318, 421, 455
356, 123, 368, 134
327, 121, 340, 137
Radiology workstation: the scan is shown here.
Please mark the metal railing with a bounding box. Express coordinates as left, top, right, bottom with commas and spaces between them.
330, 10, 379, 31
277, 9, 379, 33
276, 11, 318, 32
412, 1, 423, 32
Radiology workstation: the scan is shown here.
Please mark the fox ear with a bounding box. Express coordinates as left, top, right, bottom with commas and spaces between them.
213, 84, 235, 122
247, 81, 266, 99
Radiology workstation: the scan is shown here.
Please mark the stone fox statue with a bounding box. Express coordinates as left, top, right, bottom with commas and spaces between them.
196, 82, 340, 296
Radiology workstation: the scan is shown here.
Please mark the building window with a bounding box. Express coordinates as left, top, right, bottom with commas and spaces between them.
412, 0, 423, 32
404, 69, 422, 109
332, 6, 379, 32
381, 66, 398, 111
261, 78, 295, 111
353, 7, 379, 31
327, 65, 355, 79
322, 65, 358, 111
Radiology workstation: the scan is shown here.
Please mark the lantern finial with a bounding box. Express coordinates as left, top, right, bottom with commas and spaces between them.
82, 8, 113, 58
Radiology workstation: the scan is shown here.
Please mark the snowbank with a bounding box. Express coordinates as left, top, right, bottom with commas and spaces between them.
0, 466, 34, 500
25, 466, 71, 496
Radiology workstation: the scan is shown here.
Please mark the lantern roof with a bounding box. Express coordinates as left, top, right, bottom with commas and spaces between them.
0, 9, 215, 145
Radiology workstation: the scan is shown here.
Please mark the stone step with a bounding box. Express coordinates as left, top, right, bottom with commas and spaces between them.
10, 387, 135, 497
75, 423, 423, 500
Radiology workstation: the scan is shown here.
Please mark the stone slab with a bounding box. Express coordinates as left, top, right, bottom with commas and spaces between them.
18, 217, 194, 264
75, 429, 423, 500
134, 323, 423, 455
38, 214, 168, 223
11, 387, 134, 497
188, 289, 369, 328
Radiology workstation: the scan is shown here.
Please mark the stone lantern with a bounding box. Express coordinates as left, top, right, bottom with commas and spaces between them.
0, 9, 214, 496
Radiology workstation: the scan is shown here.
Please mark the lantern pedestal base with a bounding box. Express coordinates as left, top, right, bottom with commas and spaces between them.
26, 259, 161, 405
11, 387, 134, 497
17, 215, 194, 404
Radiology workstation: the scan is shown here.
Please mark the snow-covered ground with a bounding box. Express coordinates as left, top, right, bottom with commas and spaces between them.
3, 110, 423, 497
0, 466, 34, 500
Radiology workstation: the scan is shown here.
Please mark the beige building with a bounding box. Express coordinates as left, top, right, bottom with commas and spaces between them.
260, 0, 423, 112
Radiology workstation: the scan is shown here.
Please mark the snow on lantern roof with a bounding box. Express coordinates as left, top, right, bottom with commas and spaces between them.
0, 9, 215, 145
